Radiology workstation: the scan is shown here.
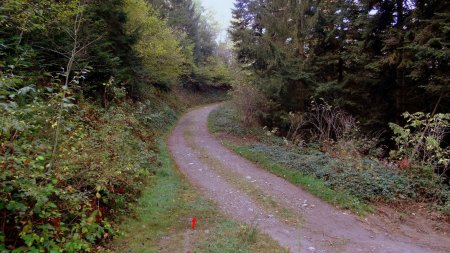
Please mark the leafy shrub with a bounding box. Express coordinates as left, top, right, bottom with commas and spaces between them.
190, 56, 233, 88
0, 0, 220, 251
124, 0, 184, 85
136, 100, 178, 130
389, 112, 450, 175
441, 201, 450, 217
209, 105, 250, 136
0, 79, 176, 251
210, 105, 450, 212
244, 143, 449, 205
171, 85, 229, 109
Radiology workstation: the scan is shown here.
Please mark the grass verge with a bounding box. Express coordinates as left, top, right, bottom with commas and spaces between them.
183, 128, 302, 225
110, 139, 288, 253
208, 104, 372, 216
226, 142, 373, 216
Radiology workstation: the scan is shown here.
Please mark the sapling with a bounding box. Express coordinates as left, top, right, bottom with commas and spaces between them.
49, 1, 104, 170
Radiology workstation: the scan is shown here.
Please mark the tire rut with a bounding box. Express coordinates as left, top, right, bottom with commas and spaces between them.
184, 126, 303, 226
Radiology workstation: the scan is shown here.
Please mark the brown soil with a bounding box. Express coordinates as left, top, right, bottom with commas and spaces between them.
168, 104, 450, 253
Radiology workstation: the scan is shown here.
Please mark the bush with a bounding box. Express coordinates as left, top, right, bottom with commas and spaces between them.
307, 100, 357, 142
0, 81, 174, 251
209, 105, 450, 213
191, 56, 233, 88
244, 143, 449, 204
231, 84, 272, 127
136, 100, 178, 130
389, 112, 450, 175
209, 105, 249, 136
282, 100, 384, 160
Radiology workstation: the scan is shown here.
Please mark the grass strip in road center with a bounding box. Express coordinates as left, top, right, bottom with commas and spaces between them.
183, 127, 304, 227
113, 139, 288, 253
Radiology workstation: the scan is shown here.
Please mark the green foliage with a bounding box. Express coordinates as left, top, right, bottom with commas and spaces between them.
208, 105, 258, 136
124, 0, 184, 86
0, 0, 143, 101
136, 100, 178, 130
405, 10, 450, 96
389, 112, 450, 172
0, 45, 206, 250
0, 0, 79, 34
112, 139, 186, 251
0, 76, 181, 251
230, 81, 273, 127
194, 56, 233, 87
0, 0, 190, 250
229, 1, 450, 216
113, 140, 286, 252
230, 0, 450, 130
239, 143, 428, 203
209, 105, 450, 215
0, 0, 233, 251
230, 144, 372, 215
149, 0, 234, 90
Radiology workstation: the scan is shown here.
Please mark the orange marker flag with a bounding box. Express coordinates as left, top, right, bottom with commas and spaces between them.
192, 217, 197, 230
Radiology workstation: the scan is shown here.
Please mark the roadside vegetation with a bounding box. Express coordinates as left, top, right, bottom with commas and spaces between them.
226, 0, 450, 219
0, 0, 233, 251
2, 0, 449, 251
112, 140, 288, 253
209, 104, 450, 217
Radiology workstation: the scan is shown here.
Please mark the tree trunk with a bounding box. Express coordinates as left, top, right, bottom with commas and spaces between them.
338, 57, 344, 83
395, 0, 405, 118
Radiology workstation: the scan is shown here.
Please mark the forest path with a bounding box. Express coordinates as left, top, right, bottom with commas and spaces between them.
168, 104, 449, 253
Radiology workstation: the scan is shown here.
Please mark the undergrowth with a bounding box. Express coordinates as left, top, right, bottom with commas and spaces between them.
228, 143, 372, 215
209, 104, 450, 216
172, 85, 230, 109
208, 105, 261, 137
0, 83, 231, 251
0, 83, 182, 252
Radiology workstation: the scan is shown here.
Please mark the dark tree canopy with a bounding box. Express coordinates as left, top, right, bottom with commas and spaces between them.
230, 0, 450, 129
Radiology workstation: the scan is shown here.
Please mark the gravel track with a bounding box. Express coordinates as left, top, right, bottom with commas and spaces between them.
168, 104, 450, 253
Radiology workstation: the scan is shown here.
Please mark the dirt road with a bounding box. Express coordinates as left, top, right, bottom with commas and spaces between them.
168, 104, 450, 253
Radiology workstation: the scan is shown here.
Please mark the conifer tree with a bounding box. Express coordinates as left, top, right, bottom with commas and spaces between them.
230, 0, 449, 129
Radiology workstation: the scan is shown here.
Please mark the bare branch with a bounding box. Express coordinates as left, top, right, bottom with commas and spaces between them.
32, 45, 70, 59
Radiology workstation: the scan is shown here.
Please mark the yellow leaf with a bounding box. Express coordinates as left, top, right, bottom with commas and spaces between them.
22, 222, 32, 234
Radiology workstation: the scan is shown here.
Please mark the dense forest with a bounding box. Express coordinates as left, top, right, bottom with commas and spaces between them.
230, 0, 449, 130
228, 0, 450, 195
1, 0, 450, 252
0, 0, 231, 251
